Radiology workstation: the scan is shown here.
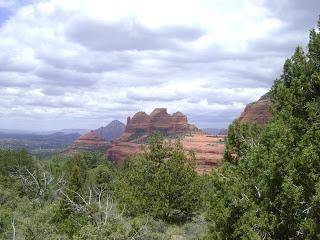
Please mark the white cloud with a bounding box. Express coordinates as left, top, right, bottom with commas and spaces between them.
0, 0, 318, 130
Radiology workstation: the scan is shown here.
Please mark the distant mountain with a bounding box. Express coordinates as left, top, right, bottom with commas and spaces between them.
39, 129, 90, 135
0, 129, 36, 134
94, 120, 125, 141
0, 129, 90, 135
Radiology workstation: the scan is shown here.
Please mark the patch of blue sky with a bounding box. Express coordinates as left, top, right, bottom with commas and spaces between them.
0, 0, 35, 26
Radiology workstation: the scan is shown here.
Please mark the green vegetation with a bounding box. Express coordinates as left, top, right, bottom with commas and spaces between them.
0, 134, 205, 239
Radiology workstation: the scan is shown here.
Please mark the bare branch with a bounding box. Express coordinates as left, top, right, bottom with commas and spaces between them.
11, 218, 16, 240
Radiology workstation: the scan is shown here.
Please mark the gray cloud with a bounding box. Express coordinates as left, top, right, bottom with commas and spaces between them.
263, 0, 319, 32
35, 65, 99, 87
66, 18, 204, 51
36, 49, 133, 73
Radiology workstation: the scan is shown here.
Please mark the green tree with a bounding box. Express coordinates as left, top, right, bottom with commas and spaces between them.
117, 132, 200, 223
54, 154, 88, 237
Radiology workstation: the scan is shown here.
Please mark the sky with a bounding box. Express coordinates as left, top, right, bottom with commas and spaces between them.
0, 0, 319, 131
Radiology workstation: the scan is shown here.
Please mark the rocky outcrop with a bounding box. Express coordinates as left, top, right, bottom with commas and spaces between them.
125, 112, 150, 133
239, 94, 272, 125
123, 108, 198, 141
71, 131, 111, 152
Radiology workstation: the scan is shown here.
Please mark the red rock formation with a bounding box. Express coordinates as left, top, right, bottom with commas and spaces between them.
71, 131, 111, 152
239, 95, 272, 125
125, 112, 150, 133
123, 108, 197, 141
67, 108, 226, 174
171, 111, 189, 133
149, 108, 172, 131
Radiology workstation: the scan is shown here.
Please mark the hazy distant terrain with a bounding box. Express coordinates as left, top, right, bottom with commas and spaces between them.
202, 128, 228, 135
0, 131, 80, 156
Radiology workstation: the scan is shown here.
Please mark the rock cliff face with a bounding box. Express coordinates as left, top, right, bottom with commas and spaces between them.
239, 94, 272, 125
71, 131, 111, 152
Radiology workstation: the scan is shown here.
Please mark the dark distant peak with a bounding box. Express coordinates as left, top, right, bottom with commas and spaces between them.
93, 120, 125, 141
107, 120, 125, 128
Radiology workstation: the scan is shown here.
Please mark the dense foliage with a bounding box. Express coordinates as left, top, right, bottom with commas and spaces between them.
204, 22, 320, 239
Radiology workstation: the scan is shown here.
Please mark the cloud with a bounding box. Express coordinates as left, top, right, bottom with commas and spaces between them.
0, 0, 319, 130
66, 18, 204, 51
